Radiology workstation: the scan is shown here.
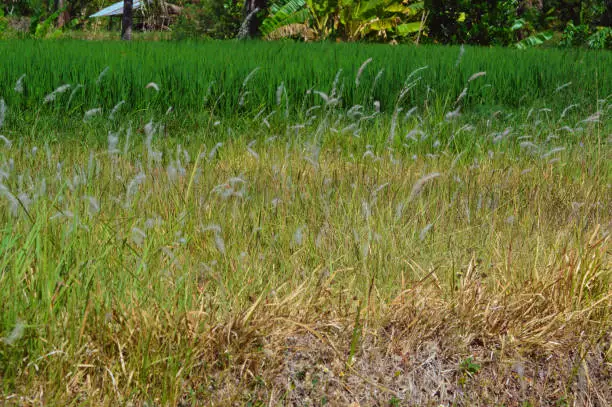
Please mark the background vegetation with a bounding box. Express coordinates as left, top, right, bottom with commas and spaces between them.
1, 0, 611, 48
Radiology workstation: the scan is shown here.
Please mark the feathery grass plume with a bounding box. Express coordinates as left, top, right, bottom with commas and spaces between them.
541, 147, 565, 159
247, 140, 259, 160
403, 106, 418, 121
44, 84, 71, 103
126, 172, 146, 205
208, 142, 223, 160
14, 74, 25, 93
445, 106, 461, 121
83, 108, 102, 122
66, 84, 83, 109
131, 227, 146, 247
0, 99, 6, 129
361, 199, 371, 220
387, 107, 402, 144
580, 111, 600, 124
370, 69, 384, 96
0, 184, 21, 217
468, 71, 487, 82
50, 209, 74, 221
96, 66, 110, 84
82, 196, 100, 217
1, 320, 25, 345
559, 104, 579, 120
331, 69, 343, 98
109, 100, 125, 120
405, 65, 429, 85
214, 232, 226, 255
419, 223, 433, 241
107, 131, 119, 154
276, 82, 284, 106
554, 82, 571, 93
123, 126, 131, 156
455, 87, 468, 105
355, 57, 373, 87
242, 67, 261, 88
455, 44, 465, 67
145, 82, 160, 92
410, 172, 441, 200
313, 91, 339, 107
292, 225, 306, 248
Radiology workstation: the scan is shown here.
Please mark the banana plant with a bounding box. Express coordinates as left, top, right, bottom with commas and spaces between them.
261, 0, 424, 41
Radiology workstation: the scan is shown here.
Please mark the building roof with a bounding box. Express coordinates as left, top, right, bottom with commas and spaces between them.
89, 1, 144, 18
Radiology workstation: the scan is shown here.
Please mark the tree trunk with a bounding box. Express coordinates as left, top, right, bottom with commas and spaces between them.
243, 0, 267, 37
55, 0, 69, 28
122, 0, 133, 41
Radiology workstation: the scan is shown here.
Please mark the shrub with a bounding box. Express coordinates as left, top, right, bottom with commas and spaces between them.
173, 0, 243, 40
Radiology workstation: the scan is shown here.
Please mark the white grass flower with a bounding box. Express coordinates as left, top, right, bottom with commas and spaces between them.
208, 142, 223, 160
238, 91, 250, 106
96, 66, 110, 84
81, 196, 100, 217
66, 84, 83, 108
276, 82, 284, 105
541, 147, 565, 159
50, 209, 74, 221
445, 106, 461, 121
131, 227, 146, 247
44, 84, 71, 103
84, 108, 102, 122
355, 57, 373, 87
361, 199, 371, 220
405, 128, 425, 142
388, 107, 402, 144
554, 82, 571, 93
14, 74, 26, 93
403, 106, 418, 121
580, 111, 600, 124
0, 184, 21, 217
107, 131, 119, 153
145, 82, 160, 92
455, 87, 468, 105
0, 135, 11, 148
313, 91, 339, 107
0, 99, 6, 129
214, 232, 226, 255
109, 100, 125, 120
455, 44, 465, 67
1, 320, 25, 345
126, 172, 146, 204
419, 223, 433, 241
242, 67, 261, 88
410, 172, 441, 200
292, 225, 306, 248
468, 72, 487, 82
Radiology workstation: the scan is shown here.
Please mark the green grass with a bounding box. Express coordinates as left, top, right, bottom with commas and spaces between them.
0, 40, 610, 406
0, 40, 610, 121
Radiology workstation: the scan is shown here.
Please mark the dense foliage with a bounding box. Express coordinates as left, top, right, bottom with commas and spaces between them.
0, 0, 611, 47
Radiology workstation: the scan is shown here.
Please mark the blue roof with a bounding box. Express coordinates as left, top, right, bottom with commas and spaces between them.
89, 1, 144, 18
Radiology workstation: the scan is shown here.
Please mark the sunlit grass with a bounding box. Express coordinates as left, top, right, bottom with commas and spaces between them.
0, 40, 610, 405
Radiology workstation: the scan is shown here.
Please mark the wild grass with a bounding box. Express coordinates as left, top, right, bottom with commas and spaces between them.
0, 41, 611, 406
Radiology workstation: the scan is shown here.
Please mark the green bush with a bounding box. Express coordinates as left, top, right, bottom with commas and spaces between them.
173, 0, 243, 40
425, 0, 520, 45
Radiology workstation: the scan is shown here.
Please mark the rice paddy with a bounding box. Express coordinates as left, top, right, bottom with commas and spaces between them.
0, 40, 610, 406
